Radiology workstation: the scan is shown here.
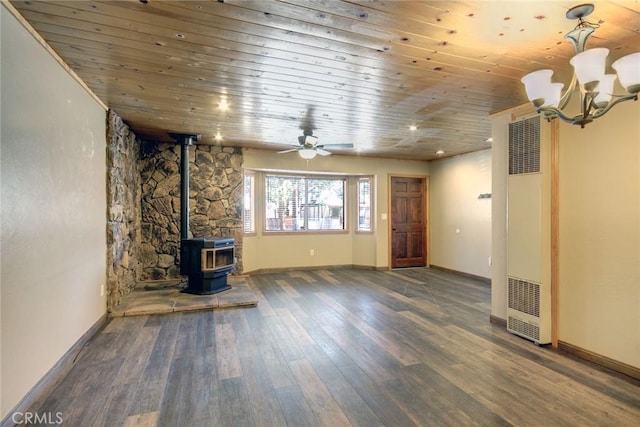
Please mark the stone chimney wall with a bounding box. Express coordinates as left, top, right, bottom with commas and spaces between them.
106, 110, 142, 309
138, 142, 243, 280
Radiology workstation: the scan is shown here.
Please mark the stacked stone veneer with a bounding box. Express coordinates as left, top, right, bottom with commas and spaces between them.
106, 110, 142, 309
138, 142, 243, 280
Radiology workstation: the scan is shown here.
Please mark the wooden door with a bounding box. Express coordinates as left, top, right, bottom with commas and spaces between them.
391, 176, 427, 268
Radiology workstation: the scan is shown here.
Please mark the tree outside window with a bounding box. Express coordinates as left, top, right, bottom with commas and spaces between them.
265, 174, 345, 232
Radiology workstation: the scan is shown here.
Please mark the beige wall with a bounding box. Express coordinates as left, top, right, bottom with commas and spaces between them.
242, 149, 429, 272
1, 5, 108, 417
492, 100, 640, 369
491, 112, 511, 318
558, 100, 639, 368
429, 149, 492, 278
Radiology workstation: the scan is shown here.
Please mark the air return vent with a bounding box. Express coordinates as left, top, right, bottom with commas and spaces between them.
508, 317, 540, 342
507, 276, 547, 344
508, 277, 540, 317
509, 116, 540, 175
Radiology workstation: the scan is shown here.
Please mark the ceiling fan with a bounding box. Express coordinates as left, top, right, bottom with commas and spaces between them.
278, 107, 354, 159
277, 130, 340, 159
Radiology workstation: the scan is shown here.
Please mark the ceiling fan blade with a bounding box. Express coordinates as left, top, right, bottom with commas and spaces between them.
316, 148, 332, 156
278, 148, 300, 154
320, 143, 354, 149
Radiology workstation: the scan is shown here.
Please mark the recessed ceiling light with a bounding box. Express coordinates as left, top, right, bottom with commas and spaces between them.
436, 150, 445, 155
214, 132, 223, 141
409, 125, 418, 131
485, 137, 494, 142
218, 96, 229, 111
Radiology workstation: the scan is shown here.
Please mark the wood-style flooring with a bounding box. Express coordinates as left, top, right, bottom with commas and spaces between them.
28, 268, 640, 426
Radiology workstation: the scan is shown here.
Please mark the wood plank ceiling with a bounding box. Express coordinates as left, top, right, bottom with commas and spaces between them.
9, 0, 640, 160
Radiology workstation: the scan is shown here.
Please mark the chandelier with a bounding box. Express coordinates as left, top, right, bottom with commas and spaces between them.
521, 3, 639, 128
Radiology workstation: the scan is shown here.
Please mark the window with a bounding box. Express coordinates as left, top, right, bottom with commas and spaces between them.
357, 176, 373, 232
243, 172, 255, 233
265, 174, 346, 232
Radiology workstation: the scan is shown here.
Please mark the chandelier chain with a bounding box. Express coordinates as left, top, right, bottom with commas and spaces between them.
573, 17, 599, 32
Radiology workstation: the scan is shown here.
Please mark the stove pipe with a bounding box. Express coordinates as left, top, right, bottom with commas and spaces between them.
169, 133, 200, 240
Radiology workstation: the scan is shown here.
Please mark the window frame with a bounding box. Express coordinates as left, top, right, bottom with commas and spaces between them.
356, 176, 374, 233
263, 172, 348, 234
243, 170, 256, 235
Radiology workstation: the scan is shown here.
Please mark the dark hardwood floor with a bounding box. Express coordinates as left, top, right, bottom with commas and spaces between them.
28, 268, 640, 426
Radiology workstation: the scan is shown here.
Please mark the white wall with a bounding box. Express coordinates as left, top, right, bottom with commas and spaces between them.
429, 149, 492, 278
1, 5, 108, 417
242, 149, 429, 272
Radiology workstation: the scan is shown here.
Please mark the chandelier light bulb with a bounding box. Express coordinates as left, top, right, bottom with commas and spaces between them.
521, 70, 554, 104
593, 74, 617, 108
521, 71, 564, 108
612, 52, 640, 94
569, 48, 609, 89
545, 83, 565, 108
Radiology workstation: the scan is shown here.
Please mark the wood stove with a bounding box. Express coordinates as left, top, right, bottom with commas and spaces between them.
172, 133, 235, 295
181, 237, 234, 295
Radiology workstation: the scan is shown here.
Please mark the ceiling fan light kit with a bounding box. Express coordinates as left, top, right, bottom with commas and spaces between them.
299, 149, 318, 160
521, 3, 639, 128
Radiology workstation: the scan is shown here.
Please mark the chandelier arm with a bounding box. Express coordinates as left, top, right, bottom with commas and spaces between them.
537, 93, 638, 127
535, 106, 583, 125
582, 91, 597, 121
592, 93, 639, 119
557, 74, 579, 111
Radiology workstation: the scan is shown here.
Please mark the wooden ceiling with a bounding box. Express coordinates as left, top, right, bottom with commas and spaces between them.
9, 0, 640, 160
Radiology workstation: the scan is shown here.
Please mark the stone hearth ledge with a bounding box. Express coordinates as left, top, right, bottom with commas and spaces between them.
109, 276, 257, 317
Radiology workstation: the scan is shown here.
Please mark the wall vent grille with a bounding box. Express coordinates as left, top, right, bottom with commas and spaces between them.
508, 277, 540, 318
509, 116, 540, 175
508, 317, 540, 341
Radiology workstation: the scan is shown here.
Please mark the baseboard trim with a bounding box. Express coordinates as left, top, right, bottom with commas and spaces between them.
429, 265, 491, 285
558, 340, 640, 381
1, 314, 109, 427
244, 264, 489, 279
244, 264, 377, 276
490, 315, 507, 327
